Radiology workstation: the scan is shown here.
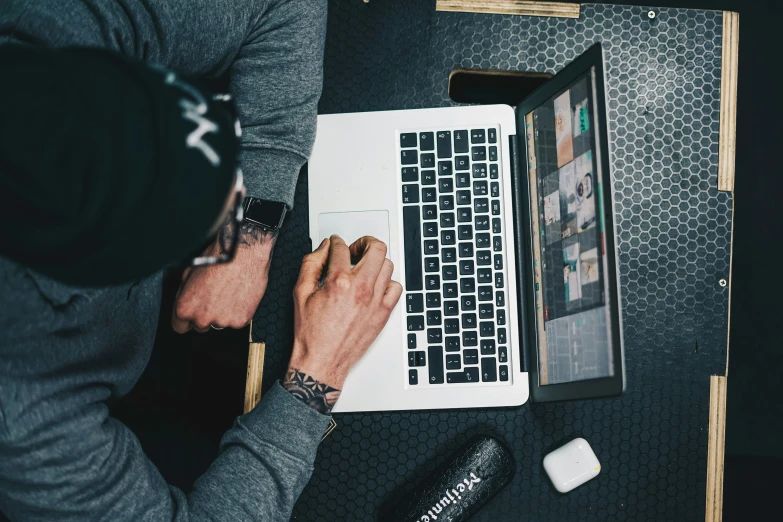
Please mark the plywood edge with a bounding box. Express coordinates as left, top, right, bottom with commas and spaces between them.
436, 0, 580, 18
705, 375, 727, 522
718, 11, 739, 192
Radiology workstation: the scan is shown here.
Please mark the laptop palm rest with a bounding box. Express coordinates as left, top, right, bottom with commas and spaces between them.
317, 210, 391, 259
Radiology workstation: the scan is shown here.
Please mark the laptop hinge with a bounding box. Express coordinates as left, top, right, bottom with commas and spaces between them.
508, 134, 530, 374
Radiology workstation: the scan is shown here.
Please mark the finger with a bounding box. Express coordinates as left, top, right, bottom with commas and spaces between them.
172, 311, 192, 334
373, 258, 394, 300
325, 235, 352, 278
382, 280, 403, 310
349, 236, 387, 283
192, 323, 211, 333
295, 238, 330, 296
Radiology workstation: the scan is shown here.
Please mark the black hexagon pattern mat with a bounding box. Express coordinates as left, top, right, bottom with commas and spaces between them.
253, 2, 732, 520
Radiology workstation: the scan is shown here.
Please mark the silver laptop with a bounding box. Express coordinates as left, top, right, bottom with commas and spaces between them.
308, 43, 623, 412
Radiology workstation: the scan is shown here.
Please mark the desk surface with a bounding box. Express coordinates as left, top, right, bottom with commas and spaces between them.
253, 2, 735, 520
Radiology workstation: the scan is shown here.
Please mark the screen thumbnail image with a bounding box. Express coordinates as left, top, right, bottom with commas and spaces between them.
573, 96, 590, 137
558, 162, 578, 239
574, 151, 596, 233
563, 241, 581, 302
579, 248, 600, 284
554, 90, 574, 168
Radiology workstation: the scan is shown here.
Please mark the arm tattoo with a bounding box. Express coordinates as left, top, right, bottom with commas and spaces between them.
238, 221, 279, 247
282, 369, 341, 415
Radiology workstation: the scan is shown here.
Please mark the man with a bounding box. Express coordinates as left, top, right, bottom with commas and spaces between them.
0, 4, 403, 522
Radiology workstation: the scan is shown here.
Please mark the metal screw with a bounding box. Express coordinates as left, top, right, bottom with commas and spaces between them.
719, 279, 727, 287
648, 10, 656, 19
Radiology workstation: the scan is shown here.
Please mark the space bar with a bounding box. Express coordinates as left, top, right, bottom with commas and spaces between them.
402, 205, 423, 291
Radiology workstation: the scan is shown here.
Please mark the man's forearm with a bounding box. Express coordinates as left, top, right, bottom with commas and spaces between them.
282, 368, 341, 415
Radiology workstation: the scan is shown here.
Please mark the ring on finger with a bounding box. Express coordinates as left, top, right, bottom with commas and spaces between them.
210, 325, 225, 331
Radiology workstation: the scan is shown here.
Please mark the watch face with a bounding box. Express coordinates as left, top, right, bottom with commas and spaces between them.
245, 199, 286, 230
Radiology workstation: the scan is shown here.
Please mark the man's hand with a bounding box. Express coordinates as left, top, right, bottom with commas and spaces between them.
172, 223, 277, 333
283, 235, 403, 413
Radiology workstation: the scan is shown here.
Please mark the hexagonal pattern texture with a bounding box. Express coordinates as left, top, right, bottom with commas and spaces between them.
253, 2, 732, 520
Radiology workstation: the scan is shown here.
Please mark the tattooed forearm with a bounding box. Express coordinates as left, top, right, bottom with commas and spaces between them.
238, 221, 279, 247
282, 369, 341, 415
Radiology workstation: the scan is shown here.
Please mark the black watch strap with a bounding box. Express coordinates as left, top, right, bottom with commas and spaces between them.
243, 197, 287, 232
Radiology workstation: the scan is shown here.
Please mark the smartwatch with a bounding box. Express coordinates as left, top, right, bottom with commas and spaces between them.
242, 197, 287, 232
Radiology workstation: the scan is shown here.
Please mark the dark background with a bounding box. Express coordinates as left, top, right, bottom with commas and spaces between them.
107, 1, 780, 521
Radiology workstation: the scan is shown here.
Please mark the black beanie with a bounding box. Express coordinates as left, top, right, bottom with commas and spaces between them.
0, 46, 238, 286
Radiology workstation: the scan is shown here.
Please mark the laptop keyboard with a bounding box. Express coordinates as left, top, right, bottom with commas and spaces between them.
398, 127, 510, 387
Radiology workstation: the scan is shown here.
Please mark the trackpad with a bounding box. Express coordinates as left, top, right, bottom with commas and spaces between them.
318, 211, 391, 257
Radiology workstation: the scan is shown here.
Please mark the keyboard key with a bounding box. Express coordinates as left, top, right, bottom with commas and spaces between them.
463, 331, 478, 347
409, 369, 419, 385
426, 292, 441, 308
476, 233, 490, 249
480, 322, 495, 338
456, 190, 471, 206
422, 170, 436, 185
406, 293, 424, 313
455, 155, 470, 171
442, 264, 457, 281
402, 206, 423, 290
456, 172, 470, 187
419, 131, 434, 151
420, 153, 435, 168
481, 339, 496, 355
407, 315, 424, 331
473, 181, 488, 196
497, 309, 506, 325
499, 346, 508, 363
491, 182, 500, 198
416, 351, 427, 367
422, 187, 437, 202
454, 130, 469, 152
490, 164, 499, 179
492, 218, 501, 234
402, 167, 418, 182
493, 235, 502, 251
423, 222, 438, 238
489, 146, 498, 161
408, 352, 416, 367
457, 208, 472, 223
499, 365, 509, 381
444, 300, 458, 316
446, 354, 461, 370
439, 195, 454, 211
445, 318, 460, 334
439, 179, 454, 195
460, 277, 476, 293
458, 225, 473, 240
408, 333, 417, 349
442, 247, 456, 263
463, 349, 479, 364
438, 160, 453, 176
419, 205, 435, 221
437, 131, 452, 158
474, 198, 489, 214
446, 336, 461, 352
496, 291, 505, 308
498, 328, 507, 344
427, 311, 442, 326
428, 346, 444, 384
447, 367, 479, 383
472, 146, 487, 162
427, 328, 442, 344
440, 212, 455, 228
425, 257, 439, 273
472, 163, 487, 178
441, 230, 456, 245
477, 268, 492, 283
488, 128, 497, 143
476, 250, 491, 266
402, 184, 419, 204
482, 358, 497, 382
494, 254, 503, 270
478, 285, 493, 302
400, 133, 417, 148
461, 295, 476, 311
443, 283, 458, 298
424, 240, 438, 255
479, 303, 494, 319
491, 200, 501, 216
459, 242, 474, 258
495, 272, 504, 289
401, 149, 418, 165
470, 129, 485, 144
459, 260, 474, 275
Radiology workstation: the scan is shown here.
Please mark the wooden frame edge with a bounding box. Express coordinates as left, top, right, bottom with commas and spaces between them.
718, 11, 739, 192
244, 326, 266, 414
705, 375, 728, 522
436, 0, 581, 18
